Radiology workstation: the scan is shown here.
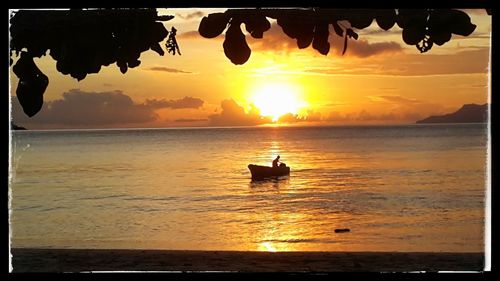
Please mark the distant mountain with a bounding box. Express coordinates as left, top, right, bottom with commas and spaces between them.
416, 104, 488, 124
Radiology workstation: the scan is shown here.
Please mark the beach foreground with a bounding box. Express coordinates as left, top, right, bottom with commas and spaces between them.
10, 248, 484, 272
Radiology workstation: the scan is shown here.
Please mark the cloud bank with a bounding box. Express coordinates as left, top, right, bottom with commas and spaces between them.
12, 89, 205, 129
145, 96, 204, 109
208, 99, 271, 126
278, 110, 322, 124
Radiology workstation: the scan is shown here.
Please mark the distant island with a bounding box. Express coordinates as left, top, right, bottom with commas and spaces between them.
416, 104, 488, 124
11, 122, 27, 130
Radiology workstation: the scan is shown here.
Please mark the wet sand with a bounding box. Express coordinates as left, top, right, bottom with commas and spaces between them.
9, 248, 485, 272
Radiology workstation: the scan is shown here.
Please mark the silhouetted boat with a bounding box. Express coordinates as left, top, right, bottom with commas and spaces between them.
248, 164, 290, 180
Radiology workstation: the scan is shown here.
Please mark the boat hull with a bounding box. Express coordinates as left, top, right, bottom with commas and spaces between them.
248, 164, 290, 180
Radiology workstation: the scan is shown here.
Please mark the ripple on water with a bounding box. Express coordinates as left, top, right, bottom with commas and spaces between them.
10, 125, 487, 252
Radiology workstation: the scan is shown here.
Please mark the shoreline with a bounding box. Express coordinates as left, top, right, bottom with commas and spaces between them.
10, 248, 485, 272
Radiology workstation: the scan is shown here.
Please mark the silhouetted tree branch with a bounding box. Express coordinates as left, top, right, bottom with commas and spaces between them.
199, 8, 480, 64
9, 9, 179, 117
9, 8, 487, 118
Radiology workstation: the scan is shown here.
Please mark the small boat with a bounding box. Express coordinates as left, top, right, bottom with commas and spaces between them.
248, 164, 290, 180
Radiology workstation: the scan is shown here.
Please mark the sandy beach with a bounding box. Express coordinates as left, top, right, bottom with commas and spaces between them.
10, 248, 484, 272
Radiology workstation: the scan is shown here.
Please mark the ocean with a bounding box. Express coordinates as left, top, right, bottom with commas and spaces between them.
9, 124, 488, 252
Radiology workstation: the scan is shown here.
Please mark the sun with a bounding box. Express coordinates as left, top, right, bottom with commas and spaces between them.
251, 83, 306, 121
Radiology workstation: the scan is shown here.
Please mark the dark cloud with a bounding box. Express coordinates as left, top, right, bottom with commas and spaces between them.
11, 90, 206, 129
149, 67, 193, 74
208, 99, 271, 126
175, 11, 204, 20
169, 96, 204, 109
146, 96, 204, 109
11, 89, 158, 128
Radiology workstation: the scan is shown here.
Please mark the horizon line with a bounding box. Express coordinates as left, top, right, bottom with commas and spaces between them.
9, 122, 488, 133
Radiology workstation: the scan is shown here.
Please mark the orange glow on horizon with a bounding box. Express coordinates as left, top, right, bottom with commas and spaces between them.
259, 242, 277, 252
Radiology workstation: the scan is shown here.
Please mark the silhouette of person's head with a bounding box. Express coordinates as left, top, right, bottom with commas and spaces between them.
277, 155, 280, 159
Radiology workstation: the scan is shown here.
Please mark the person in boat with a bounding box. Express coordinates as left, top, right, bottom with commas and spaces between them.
272, 155, 280, 168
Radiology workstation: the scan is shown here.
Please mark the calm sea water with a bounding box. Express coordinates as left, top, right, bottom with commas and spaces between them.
9, 124, 488, 252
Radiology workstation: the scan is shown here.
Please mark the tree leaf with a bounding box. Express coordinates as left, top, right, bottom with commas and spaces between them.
12, 51, 48, 117
342, 33, 348, 55
199, 13, 229, 38
332, 22, 344, 37
223, 23, 251, 65
396, 9, 428, 29
402, 22, 426, 45
375, 9, 396, 30
150, 42, 165, 56
277, 15, 315, 49
346, 28, 358, 40
312, 23, 330, 55
117, 60, 128, 74
344, 9, 373, 29
447, 9, 476, 36
128, 59, 141, 68
244, 15, 271, 39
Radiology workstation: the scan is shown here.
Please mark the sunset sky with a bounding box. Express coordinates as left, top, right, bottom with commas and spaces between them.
10, 8, 491, 129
